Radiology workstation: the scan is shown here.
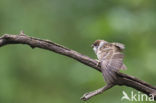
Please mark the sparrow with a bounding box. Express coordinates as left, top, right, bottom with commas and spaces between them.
92, 40, 127, 84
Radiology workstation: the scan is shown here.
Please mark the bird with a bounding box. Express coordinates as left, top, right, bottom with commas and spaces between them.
91, 40, 127, 84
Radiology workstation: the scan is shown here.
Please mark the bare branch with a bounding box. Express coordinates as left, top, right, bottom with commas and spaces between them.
81, 84, 114, 101
0, 32, 156, 101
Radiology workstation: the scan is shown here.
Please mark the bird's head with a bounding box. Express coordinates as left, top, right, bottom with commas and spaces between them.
91, 40, 108, 54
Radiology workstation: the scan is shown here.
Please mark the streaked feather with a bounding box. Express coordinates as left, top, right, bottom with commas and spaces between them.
101, 51, 125, 84
112, 42, 125, 50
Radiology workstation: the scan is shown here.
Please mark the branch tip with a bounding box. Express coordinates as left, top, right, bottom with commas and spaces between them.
81, 84, 114, 101
19, 30, 25, 36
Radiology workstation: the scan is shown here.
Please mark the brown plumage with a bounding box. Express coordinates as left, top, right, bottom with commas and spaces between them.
92, 40, 127, 84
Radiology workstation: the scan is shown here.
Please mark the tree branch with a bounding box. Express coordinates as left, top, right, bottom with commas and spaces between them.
81, 84, 114, 101
0, 32, 156, 101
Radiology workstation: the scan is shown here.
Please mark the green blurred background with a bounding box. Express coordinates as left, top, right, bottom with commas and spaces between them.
0, 0, 156, 103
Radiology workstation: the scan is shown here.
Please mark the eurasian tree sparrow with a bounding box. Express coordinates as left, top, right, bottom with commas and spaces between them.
92, 40, 127, 84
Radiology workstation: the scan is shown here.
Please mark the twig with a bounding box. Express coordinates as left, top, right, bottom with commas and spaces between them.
0, 32, 156, 101
81, 84, 114, 101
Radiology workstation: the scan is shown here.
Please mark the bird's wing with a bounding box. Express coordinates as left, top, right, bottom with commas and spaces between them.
100, 48, 126, 83
112, 42, 125, 50
101, 51, 125, 72
100, 51, 125, 83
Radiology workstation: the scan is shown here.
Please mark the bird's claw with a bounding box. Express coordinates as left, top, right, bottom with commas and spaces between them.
95, 59, 101, 67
